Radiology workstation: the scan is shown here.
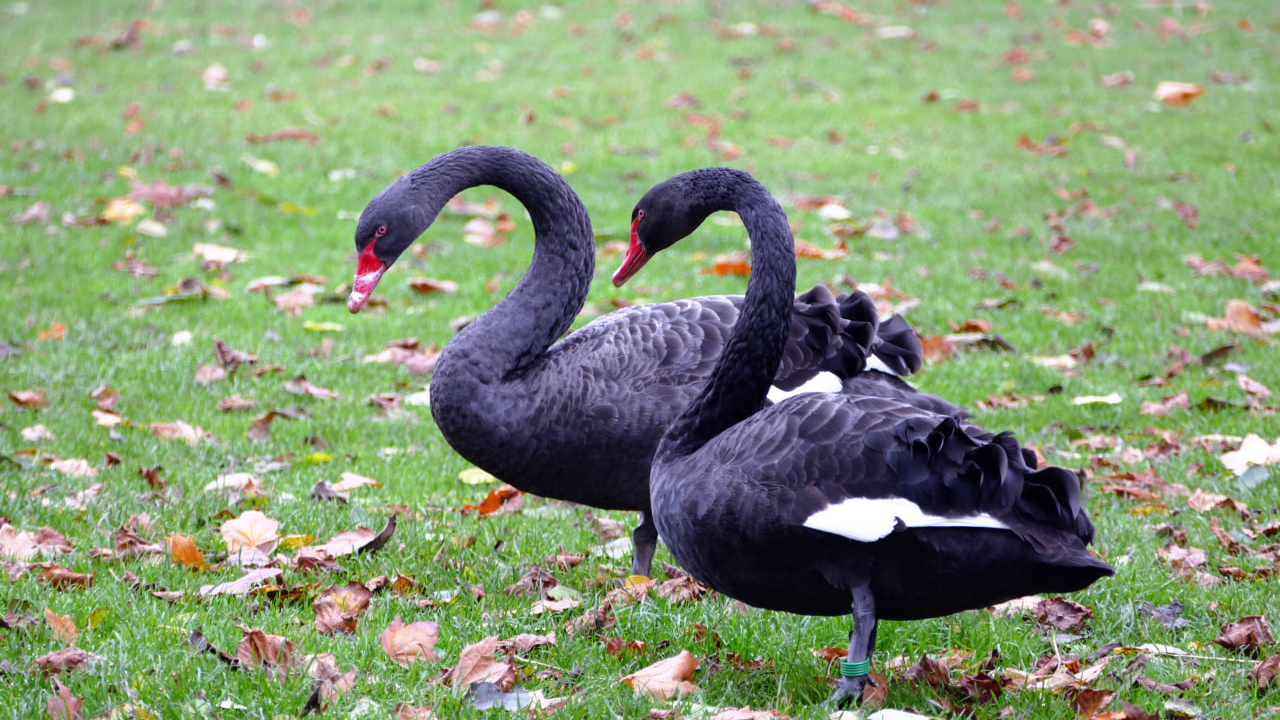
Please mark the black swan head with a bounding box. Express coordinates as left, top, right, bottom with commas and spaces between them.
612, 171, 734, 287
348, 179, 431, 312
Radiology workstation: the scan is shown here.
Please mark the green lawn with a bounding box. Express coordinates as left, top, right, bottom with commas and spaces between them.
2, 1, 1278, 718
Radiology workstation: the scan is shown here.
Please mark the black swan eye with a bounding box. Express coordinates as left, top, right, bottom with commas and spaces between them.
375, 224, 387, 237
636, 210, 645, 221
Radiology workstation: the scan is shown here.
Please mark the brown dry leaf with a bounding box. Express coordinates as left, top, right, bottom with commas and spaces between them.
1034, 596, 1093, 631
33, 648, 101, 677
272, 288, 315, 313
1186, 489, 1249, 517
217, 395, 256, 411
301, 653, 357, 712
194, 365, 228, 386
44, 608, 79, 644
656, 576, 710, 603
1206, 299, 1264, 336
314, 583, 374, 635
498, 632, 556, 654
167, 534, 208, 570
1249, 654, 1280, 689
1239, 374, 1273, 399
198, 567, 283, 597
407, 277, 459, 294
505, 567, 557, 596
1140, 391, 1190, 417
40, 567, 94, 590
46, 676, 83, 720
8, 389, 49, 409
246, 411, 281, 442
379, 615, 441, 666
1213, 616, 1275, 655
621, 650, 701, 699
312, 527, 375, 558
283, 375, 338, 399
219, 510, 281, 553
237, 626, 297, 672
1154, 81, 1205, 107
149, 420, 207, 444
461, 484, 523, 516
448, 635, 515, 690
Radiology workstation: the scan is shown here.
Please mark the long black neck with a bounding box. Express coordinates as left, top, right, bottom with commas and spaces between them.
660, 170, 797, 458
406, 146, 594, 384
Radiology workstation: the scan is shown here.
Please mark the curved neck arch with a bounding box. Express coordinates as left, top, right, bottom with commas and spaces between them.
660, 170, 797, 457
406, 146, 594, 386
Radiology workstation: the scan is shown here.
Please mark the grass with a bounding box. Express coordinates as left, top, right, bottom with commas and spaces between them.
2, 0, 1279, 717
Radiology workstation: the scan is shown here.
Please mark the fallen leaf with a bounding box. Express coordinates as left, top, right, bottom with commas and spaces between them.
1035, 596, 1093, 631
44, 608, 79, 644
1154, 81, 1204, 107
1249, 654, 1280, 689
407, 277, 459, 294
236, 626, 297, 671
621, 650, 701, 699
462, 484, 523, 516
379, 615, 441, 666
218, 510, 281, 553
46, 676, 83, 720
8, 389, 49, 409
1213, 616, 1275, 655
40, 567, 94, 590
283, 375, 338, 400
198, 568, 282, 596
167, 534, 208, 569
448, 636, 515, 690
33, 648, 101, 677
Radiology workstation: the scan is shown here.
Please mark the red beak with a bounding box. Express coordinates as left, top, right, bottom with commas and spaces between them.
611, 216, 651, 287
348, 242, 386, 313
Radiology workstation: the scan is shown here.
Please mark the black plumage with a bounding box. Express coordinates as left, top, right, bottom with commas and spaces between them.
346, 146, 954, 578
623, 167, 1114, 704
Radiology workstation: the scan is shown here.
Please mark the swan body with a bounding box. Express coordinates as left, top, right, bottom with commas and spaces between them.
346, 146, 947, 578
622, 167, 1113, 704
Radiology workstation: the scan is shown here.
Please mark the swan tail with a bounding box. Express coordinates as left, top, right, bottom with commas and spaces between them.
889, 418, 1100, 548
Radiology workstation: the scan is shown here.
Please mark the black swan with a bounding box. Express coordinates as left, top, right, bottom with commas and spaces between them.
345, 146, 941, 580
618, 168, 1115, 704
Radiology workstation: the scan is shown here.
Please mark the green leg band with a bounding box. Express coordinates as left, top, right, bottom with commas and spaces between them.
840, 658, 871, 677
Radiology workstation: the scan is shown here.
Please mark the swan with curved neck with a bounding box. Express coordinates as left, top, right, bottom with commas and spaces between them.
623, 167, 1113, 704
346, 146, 949, 581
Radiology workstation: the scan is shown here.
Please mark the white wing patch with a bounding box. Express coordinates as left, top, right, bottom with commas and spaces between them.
802, 496, 1008, 543
864, 355, 896, 375
767, 371, 843, 404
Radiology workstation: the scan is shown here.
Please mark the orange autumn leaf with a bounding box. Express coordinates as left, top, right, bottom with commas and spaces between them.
167, 533, 209, 570
461, 484, 523, 516
38, 323, 67, 341
1154, 81, 1205, 107
44, 608, 79, 644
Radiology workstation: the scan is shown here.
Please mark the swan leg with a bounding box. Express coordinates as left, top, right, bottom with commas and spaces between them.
830, 584, 878, 707
629, 512, 659, 579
